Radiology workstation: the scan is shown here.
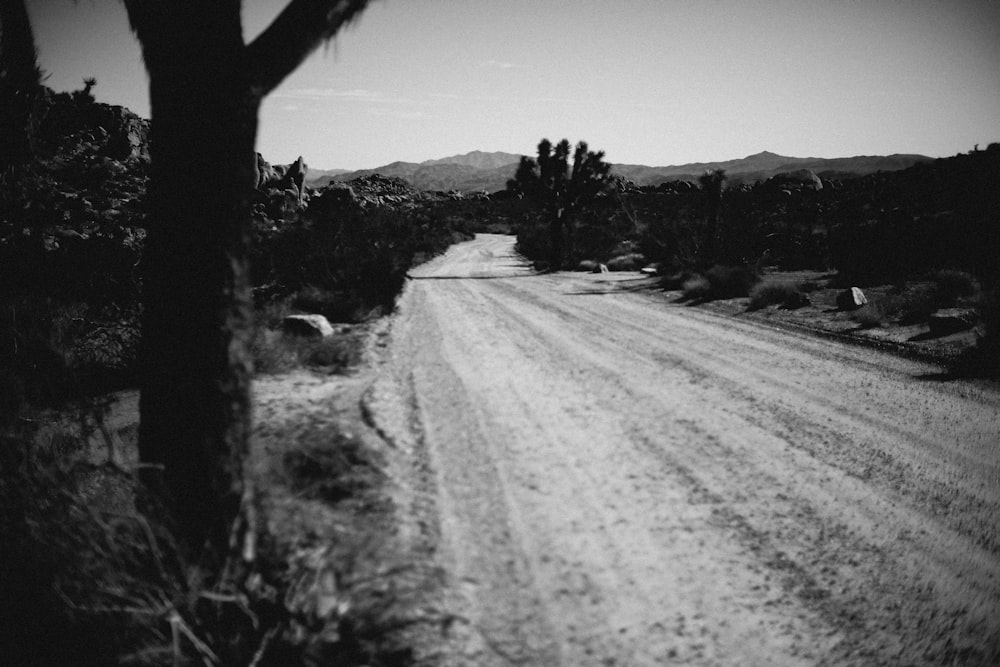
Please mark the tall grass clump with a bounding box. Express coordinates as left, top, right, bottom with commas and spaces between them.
953, 289, 1000, 377
605, 252, 646, 271
979, 289, 1000, 375
852, 285, 942, 328
705, 264, 759, 299
252, 327, 360, 375
932, 269, 980, 308
748, 279, 808, 311
0, 422, 192, 666
682, 264, 759, 302
681, 274, 712, 301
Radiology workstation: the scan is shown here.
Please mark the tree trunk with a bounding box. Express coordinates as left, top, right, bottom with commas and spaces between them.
135, 18, 259, 561
0, 0, 41, 170
549, 214, 563, 271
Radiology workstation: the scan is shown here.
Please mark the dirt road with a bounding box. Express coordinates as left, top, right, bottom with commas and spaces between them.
365, 234, 1000, 665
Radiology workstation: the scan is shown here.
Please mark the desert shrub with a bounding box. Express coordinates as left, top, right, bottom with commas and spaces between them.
704, 264, 759, 299
0, 299, 79, 415
255, 294, 295, 330
251, 328, 360, 375
801, 279, 824, 293
748, 279, 807, 311
681, 275, 711, 301
851, 285, 941, 328
257, 200, 471, 317
976, 290, 1000, 375
605, 252, 645, 271
0, 422, 190, 666
302, 335, 360, 370
283, 436, 384, 504
681, 265, 759, 301
577, 259, 600, 272
950, 289, 1000, 377
291, 285, 364, 324
251, 329, 300, 374
660, 270, 693, 290
852, 302, 887, 328
932, 269, 980, 308
889, 285, 939, 324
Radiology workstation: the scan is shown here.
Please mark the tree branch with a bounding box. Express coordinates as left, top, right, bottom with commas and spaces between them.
247, 0, 370, 97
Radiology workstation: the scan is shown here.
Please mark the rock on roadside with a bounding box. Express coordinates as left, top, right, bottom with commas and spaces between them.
836, 287, 868, 311
283, 314, 335, 339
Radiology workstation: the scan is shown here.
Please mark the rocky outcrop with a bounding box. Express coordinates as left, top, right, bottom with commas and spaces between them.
766, 168, 823, 191
36, 88, 150, 164
255, 153, 308, 200
312, 174, 431, 210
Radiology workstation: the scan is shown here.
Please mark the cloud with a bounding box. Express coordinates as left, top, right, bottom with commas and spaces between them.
480, 59, 527, 70
427, 91, 664, 111
274, 88, 417, 104
368, 108, 431, 121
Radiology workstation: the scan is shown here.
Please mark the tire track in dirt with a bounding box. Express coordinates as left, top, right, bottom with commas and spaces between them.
369, 234, 1000, 665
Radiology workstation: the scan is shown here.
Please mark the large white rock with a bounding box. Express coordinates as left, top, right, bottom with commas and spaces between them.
282, 314, 334, 339
836, 287, 868, 311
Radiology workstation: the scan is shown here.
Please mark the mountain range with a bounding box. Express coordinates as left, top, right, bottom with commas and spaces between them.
306, 149, 933, 193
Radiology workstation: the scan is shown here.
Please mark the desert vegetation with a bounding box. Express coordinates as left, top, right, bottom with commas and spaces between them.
4, 0, 999, 658
509, 136, 999, 373
1, 89, 475, 666
507, 138, 622, 270
0, 1, 479, 661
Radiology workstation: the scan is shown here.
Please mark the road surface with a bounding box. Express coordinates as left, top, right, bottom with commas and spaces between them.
365, 234, 1000, 665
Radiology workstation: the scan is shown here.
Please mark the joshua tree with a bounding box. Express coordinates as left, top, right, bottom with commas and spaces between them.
699, 168, 727, 264
72, 76, 97, 104
123, 0, 369, 565
508, 138, 613, 269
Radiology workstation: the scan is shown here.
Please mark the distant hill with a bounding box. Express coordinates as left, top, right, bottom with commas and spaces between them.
304, 167, 352, 183
308, 150, 525, 191
311, 149, 933, 193
421, 150, 524, 170
612, 151, 934, 186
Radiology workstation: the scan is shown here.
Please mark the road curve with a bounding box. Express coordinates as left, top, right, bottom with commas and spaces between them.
366, 234, 1000, 666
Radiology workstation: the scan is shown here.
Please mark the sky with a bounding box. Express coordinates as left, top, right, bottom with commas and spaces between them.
25, 0, 1000, 171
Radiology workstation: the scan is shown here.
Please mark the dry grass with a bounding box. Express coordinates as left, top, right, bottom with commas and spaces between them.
682, 265, 759, 302
252, 328, 361, 375
748, 278, 808, 311
1, 398, 417, 666
681, 274, 712, 301
605, 253, 646, 271
932, 269, 980, 308
851, 284, 941, 328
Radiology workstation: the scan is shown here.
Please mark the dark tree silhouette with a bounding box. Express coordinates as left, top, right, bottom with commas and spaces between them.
698, 168, 727, 264
123, 0, 369, 562
508, 138, 613, 269
0, 0, 42, 171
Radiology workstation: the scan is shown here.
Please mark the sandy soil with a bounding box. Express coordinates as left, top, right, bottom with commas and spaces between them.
362, 233, 1000, 665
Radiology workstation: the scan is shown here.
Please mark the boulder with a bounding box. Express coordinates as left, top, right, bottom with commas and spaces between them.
927, 308, 978, 337
768, 168, 823, 191
286, 156, 307, 201
836, 287, 868, 311
282, 314, 334, 339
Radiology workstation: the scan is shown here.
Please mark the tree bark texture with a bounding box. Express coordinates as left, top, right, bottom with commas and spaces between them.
128, 2, 258, 557
125, 0, 370, 561
0, 0, 41, 169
